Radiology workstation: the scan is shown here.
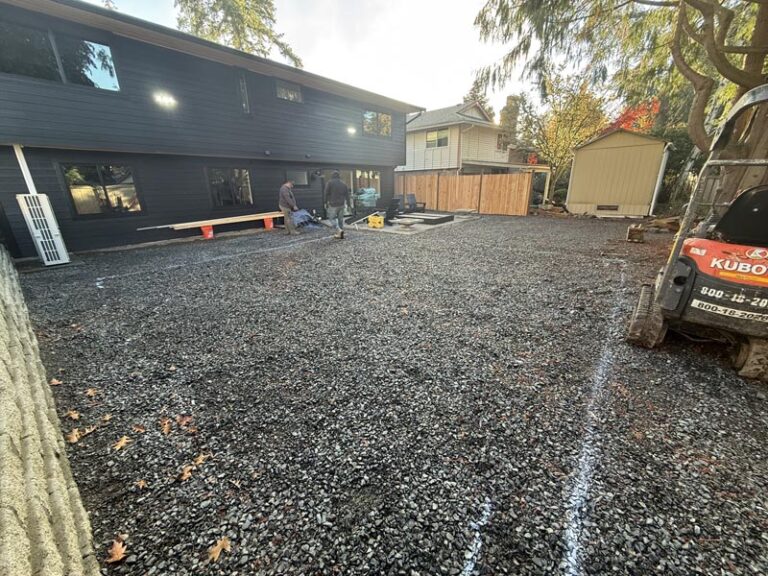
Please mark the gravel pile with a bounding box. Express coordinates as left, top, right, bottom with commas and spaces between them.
19, 217, 768, 575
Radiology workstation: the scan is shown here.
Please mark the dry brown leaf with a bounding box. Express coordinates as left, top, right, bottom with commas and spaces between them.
101, 414, 113, 423
160, 417, 172, 435
112, 436, 132, 451
85, 388, 99, 398
49, 378, 63, 386
179, 465, 194, 482
186, 426, 199, 435
193, 453, 211, 466
132, 424, 146, 433
65, 409, 80, 421
106, 539, 127, 563
135, 479, 147, 490
208, 536, 231, 562
82, 425, 98, 437
175, 414, 193, 427
65, 428, 81, 444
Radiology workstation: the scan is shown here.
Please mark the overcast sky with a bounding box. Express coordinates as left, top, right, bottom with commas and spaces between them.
84, 0, 530, 119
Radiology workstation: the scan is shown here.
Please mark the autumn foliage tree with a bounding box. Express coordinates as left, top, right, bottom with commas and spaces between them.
520, 74, 608, 200
607, 99, 661, 133
475, 0, 767, 154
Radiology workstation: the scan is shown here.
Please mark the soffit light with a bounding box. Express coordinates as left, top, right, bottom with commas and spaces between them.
153, 91, 177, 109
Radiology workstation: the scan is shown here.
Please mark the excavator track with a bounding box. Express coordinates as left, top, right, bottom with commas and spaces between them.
733, 338, 768, 382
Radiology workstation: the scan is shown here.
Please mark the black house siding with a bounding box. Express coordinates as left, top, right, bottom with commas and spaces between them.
0, 5, 407, 167
0, 146, 394, 258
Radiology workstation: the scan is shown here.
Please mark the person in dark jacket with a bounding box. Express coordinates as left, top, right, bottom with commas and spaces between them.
278, 178, 299, 235
324, 170, 351, 239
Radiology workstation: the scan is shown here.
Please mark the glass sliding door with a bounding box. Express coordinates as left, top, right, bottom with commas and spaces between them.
321, 169, 354, 216
354, 170, 381, 209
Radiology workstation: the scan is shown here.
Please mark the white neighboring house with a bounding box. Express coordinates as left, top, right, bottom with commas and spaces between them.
396, 102, 545, 177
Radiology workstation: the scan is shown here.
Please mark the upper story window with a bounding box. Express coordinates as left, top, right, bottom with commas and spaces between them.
285, 169, 309, 187
208, 168, 253, 207
276, 80, 302, 102
63, 164, 141, 216
363, 111, 392, 137
0, 17, 120, 91
238, 74, 250, 114
426, 129, 449, 149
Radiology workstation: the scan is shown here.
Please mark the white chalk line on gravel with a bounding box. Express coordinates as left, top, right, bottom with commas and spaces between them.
460, 497, 494, 576
94, 236, 330, 284
562, 265, 627, 576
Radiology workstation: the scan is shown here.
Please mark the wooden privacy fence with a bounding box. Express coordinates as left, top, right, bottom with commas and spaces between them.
395, 173, 533, 216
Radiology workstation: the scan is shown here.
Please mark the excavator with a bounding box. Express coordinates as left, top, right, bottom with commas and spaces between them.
628, 84, 768, 381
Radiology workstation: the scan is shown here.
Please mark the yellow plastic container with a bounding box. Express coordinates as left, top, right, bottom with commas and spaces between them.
368, 214, 384, 229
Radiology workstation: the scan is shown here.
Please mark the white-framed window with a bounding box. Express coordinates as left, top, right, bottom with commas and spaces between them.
276, 80, 303, 102
426, 129, 449, 149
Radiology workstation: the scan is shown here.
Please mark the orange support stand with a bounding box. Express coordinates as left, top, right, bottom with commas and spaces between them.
201, 225, 214, 239
264, 217, 274, 230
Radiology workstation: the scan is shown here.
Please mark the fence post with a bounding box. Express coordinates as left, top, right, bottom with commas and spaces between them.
436, 172, 440, 212
477, 173, 483, 214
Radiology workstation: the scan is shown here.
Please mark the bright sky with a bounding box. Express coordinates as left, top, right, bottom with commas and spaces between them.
84, 0, 531, 120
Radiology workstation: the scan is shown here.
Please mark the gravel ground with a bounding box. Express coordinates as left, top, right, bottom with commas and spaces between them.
19, 216, 768, 576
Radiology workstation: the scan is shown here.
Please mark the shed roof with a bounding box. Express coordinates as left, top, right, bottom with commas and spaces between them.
1, 0, 423, 114
577, 128, 667, 150
406, 102, 495, 131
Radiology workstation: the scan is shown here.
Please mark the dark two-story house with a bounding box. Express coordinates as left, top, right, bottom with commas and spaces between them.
0, 0, 420, 260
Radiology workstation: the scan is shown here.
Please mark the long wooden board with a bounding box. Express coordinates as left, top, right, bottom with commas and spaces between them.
138, 211, 283, 231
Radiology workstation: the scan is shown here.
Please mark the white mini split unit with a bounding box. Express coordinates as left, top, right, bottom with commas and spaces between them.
16, 194, 70, 266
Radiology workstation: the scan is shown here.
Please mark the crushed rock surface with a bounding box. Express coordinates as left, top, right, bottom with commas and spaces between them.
19, 217, 768, 575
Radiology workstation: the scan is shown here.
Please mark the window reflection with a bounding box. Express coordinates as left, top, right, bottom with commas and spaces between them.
0, 20, 60, 81
57, 36, 120, 90
209, 168, 253, 207
63, 164, 141, 216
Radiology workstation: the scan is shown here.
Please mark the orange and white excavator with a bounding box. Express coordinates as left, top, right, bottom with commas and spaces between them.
628, 84, 768, 381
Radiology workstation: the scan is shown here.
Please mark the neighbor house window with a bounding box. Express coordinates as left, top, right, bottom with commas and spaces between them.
238, 74, 250, 113
363, 111, 392, 137
208, 168, 253, 207
276, 80, 302, 102
426, 129, 449, 148
0, 17, 120, 91
286, 170, 309, 186
63, 164, 141, 216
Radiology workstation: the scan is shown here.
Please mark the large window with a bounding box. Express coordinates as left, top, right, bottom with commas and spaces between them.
426, 129, 449, 149
276, 80, 302, 102
363, 111, 392, 137
63, 164, 141, 216
0, 17, 119, 91
354, 170, 381, 208
208, 168, 253, 207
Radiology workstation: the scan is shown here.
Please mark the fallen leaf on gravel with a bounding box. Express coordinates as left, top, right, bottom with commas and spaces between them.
65, 428, 81, 444
49, 378, 63, 386
85, 388, 99, 398
208, 537, 231, 562
113, 436, 132, 451
65, 409, 80, 421
193, 453, 211, 466
106, 539, 127, 563
82, 425, 98, 437
179, 465, 194, 481
176, 414, 193, 427
186, 426, 199, 435
135, 479, 147, 490
160, 417, 172, 435
132, 424, 146, 433
101, 414, 113, 423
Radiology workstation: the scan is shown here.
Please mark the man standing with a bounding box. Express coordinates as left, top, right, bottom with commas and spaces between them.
278, 178, 299, 235
324, 170, 351, 239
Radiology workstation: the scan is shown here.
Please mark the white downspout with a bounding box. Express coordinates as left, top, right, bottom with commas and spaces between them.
13, 144, 39, 194
649, 143, 672, 216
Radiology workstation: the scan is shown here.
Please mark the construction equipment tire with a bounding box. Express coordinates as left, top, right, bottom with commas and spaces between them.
627, 284, 668, 348
733, 338, 768, 382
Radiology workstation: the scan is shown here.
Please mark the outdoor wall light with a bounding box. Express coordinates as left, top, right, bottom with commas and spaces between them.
264, 150, 271, 156
347, 126, 357, 135
153, 91, 177, 109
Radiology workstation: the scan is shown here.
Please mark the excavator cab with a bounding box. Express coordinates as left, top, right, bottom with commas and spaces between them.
628, 84, 768, 380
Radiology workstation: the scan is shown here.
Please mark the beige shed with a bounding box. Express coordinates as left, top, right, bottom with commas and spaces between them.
566, 129, 671, 217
